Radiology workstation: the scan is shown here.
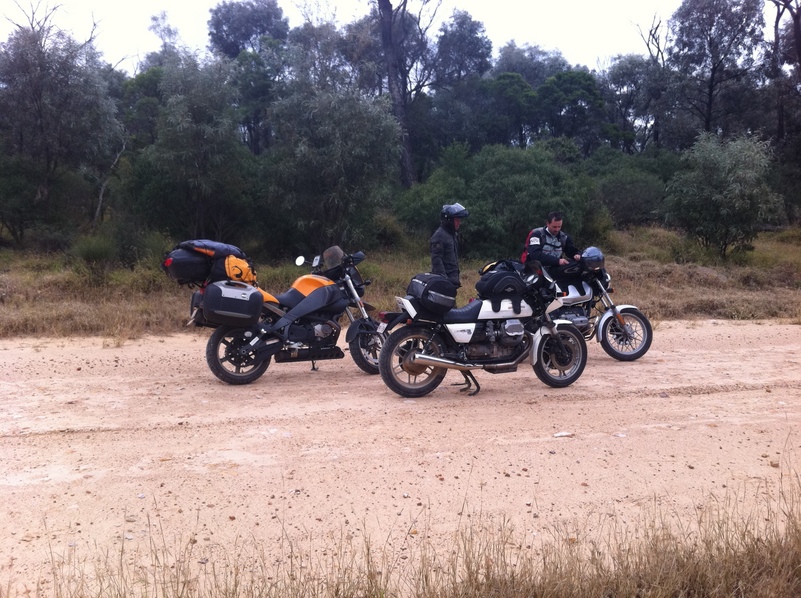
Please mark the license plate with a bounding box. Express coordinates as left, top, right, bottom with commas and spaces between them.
377, 322, 387, 334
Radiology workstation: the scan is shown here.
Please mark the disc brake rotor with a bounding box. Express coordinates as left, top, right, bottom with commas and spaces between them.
547, 338, 577, 369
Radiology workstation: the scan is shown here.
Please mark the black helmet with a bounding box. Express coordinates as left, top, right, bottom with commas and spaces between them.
581, 246, 605, 270
440, 202, 469, 223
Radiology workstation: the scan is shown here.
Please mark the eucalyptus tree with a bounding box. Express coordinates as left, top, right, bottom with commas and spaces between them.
429, 77, 493, 152
262, 22, 401, 253
206, 0, 290, 156
533, 70, 607, 155
765, 1, 801, 222
482, 73, 538, 147
596, 52, 684, 153
492, 42, 570, 89
769, 0, 801, 71
207, 0, 289, 59
396, 142, 592, 258
667, 0, 765, 138
597, 55, 650, 152
341, 14, 387, 96
665, 133, 783, 257
376, 0, 441, 187
433, 10, 492, 87
0, 5, 123, 243
134, 53, 254, 241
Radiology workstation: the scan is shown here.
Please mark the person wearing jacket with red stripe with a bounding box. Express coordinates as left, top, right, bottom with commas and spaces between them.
521, 211, 581, 268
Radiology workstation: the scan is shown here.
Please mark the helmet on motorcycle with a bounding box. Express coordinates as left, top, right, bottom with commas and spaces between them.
440, 202, 469, 230
581, 246, 605, 270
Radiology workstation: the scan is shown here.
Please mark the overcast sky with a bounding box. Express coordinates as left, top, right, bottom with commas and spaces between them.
0, 0, 777, 75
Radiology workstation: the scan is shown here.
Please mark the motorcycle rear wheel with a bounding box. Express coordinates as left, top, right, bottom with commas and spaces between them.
348, 317, 386, 375
379, 326, 447, 398
533, 323, 587, 388
599, 307, 652, 361
206, 326, 271, 385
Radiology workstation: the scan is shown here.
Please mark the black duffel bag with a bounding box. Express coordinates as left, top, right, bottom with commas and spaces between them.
406, 273, 457, 315
475, 260, 527, 312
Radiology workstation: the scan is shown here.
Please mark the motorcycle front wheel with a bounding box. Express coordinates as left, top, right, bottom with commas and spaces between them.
348, 317, 387, 375
206, 326, 271, 385
533, 323, 587, 388
379, 326, 447, 398
599, 307, 653, 361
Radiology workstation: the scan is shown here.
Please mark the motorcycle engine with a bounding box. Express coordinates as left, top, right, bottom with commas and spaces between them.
465, 319, 525, 360
286, 320, 340, 343
552, 307, 590, 333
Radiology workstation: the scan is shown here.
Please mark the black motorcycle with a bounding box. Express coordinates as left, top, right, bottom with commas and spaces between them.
545, 246, 653, 361
377, 261, 587, 398
163, 243, 386, 384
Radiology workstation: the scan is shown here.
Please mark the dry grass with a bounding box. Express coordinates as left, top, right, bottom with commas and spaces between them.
5, 227, 800, 340
2, 229, 801, 596
18, 470, 801, 597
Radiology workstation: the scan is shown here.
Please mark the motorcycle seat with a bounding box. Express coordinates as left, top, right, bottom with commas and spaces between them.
546, 262, 582, 281
442, 300, 484, 324
273, 288, 305, 309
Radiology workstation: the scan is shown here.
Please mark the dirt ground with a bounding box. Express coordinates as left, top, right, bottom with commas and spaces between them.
1, 319, 800, 591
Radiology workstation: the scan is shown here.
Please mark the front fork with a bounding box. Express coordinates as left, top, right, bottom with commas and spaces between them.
594, 281, 631, 339
342, 274, 371, 322
542, 298, 570, 359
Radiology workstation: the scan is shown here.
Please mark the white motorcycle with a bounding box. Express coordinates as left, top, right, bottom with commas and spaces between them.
377, 262, 587, 397
546, 246, 652, 361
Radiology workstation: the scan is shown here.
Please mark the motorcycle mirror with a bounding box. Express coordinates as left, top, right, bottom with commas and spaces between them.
295, 256, 305, 266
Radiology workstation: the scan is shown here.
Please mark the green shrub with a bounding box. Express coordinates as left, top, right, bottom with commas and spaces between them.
72, 235, 118, 284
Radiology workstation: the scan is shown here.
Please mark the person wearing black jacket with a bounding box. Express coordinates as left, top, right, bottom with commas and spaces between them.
522, 211, 581, 268
430, 202, 469, 288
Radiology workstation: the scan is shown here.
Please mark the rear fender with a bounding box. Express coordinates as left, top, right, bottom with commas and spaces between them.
345, 318, 378, 343
374, 311, 410, 335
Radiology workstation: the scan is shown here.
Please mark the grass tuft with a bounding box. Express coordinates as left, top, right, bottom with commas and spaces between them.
1, 227, 800, 340
15, 472, 801, 597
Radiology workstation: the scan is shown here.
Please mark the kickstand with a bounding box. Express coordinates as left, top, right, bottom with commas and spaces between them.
310, 360, 318, 371
451, 370, 480, 396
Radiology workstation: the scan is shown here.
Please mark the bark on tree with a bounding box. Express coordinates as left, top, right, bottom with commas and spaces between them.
377, 0, 417, 188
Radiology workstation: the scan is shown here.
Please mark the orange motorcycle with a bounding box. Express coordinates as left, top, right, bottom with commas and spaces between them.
163, 242, 385, 384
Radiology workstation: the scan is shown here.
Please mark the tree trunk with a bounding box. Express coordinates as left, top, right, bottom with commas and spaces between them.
377, 0, 417, 188
92, 141, 126, 228
778, 1, 801, 69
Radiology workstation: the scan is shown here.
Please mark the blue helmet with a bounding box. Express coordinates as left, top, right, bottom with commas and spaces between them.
440, 202, 469, 224
581, 246, 605, 271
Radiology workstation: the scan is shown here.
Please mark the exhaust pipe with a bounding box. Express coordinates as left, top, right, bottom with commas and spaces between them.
410, 353, 481, 371
410, 343, 531, 372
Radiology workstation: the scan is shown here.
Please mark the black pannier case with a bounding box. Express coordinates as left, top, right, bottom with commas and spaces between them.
202, 281, 263, 327
162, 248, 212, 285
407, 273, 457, 314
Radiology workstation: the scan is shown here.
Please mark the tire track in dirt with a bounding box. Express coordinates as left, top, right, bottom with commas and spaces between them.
0, 320, 799, 590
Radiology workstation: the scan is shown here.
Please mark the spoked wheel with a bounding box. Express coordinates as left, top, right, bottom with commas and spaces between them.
206, 326, 270, 385
348, 317, 386, 375
533, 323, 587, 388
599, 308, 653, 361
379, 326, 447, 398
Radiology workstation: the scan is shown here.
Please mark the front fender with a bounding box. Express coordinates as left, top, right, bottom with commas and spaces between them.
345, 318, 378, 343
595, 305, 638, 341
530, 319, 574, 363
